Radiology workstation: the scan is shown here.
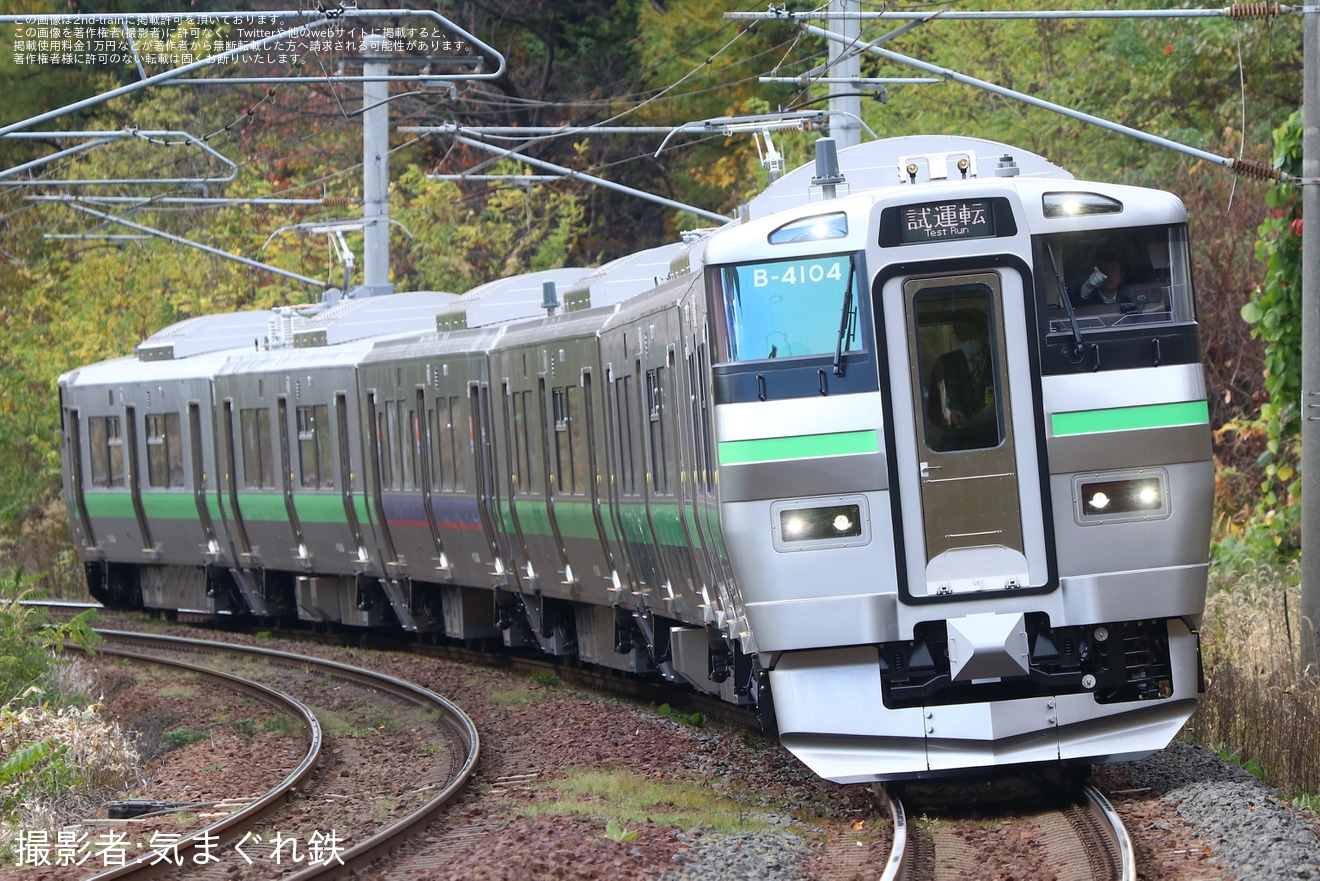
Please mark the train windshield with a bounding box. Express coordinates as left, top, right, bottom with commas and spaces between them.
1032, 224, 1194, 334
711, 253, 859, 362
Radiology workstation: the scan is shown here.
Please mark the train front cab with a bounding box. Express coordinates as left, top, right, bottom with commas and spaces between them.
708, 183, 1211, 783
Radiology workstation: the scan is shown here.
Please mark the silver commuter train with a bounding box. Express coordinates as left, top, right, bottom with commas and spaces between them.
59, 136, 1212, 782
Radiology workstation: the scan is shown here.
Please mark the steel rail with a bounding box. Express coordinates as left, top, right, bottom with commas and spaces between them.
92, 629, 482, 880
877, 785, 913, 881
1082, 782, 1137, 881
79, 640, 323, 881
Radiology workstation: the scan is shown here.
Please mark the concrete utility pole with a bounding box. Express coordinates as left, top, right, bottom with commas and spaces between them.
361, 33, 393, 296
1301, 5, 1319, 671
828, 0, 862, 149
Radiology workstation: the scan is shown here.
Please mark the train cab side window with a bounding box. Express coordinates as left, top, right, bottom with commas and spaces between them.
711, 254, 857, 362
297, 404, 334, 489
145, 412, 184, 488
89, 415, 124, 488
240, 408, 275, 489
1033, 224, 1194, 336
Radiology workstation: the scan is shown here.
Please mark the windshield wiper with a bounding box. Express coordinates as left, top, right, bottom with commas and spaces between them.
833, 270, 855, 377
1046, 244, 1085, 361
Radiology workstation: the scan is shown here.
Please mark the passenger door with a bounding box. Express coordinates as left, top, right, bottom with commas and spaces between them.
884, 268, 1050, 598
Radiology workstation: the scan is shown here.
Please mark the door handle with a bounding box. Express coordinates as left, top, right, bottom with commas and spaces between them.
920, 461, 941, 479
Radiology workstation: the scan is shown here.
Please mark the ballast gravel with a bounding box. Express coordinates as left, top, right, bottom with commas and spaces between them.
1121, 740, 1320, 881
661, 740, 1320, 881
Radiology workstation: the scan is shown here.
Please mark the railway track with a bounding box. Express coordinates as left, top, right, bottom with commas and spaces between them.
880, 775, 1135, 881
73, 629, 479, 881
36, 603, 1145, 879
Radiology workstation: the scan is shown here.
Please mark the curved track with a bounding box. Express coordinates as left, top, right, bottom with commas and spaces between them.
881, 778, 1135, 881
82, 630, 480, 880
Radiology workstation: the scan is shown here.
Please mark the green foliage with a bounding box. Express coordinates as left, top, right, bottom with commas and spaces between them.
230, 718, 257, 740
263, 714, 291, 735
1211, 742, 1267, 781
0, 739, 66, 788
529, 670, 563, 688
654, 702, 703, 727
604, 819, 639, 842
0, 568, 99, 708
0, 699, 141, 829
1292, 792, 1320, 815
159, 727, 208, 751
1238, 110, 1303, 552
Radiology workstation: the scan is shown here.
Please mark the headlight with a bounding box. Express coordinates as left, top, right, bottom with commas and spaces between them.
1043, 192, 1123, 217
768, 212, 848, 244
1074, 471, 1169, 523
771, 496, 869, 551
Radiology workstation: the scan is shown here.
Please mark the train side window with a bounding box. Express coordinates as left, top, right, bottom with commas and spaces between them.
89, 415, 124, 488
553, 387, 573, 495
384, 400, 403, 491
615, 375, 635, 495
447, 396, 464, 492
1034, 223, 1194, 336
375, 407, 393, 492
647, 368, 668, 494
145, 413, 183, 488
240, 408, 274, 489
710, 254, 857, 362
697, 344, 714, 494
506, 387, 523, 494
522, 390, 540, 497
430, 404, 445, 492
297, 405, 334, 489
406, 406, 420, 492
567, 385, 587, 496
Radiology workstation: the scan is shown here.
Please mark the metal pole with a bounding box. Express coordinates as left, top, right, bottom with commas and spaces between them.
1300, 5, 1319, 670
828, 0, 862, 149
361, 35, 392, 297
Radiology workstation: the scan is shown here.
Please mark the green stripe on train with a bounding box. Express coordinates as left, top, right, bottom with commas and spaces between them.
85, 490, 367, 525
717, 429, 879, 466
1051, 401, 1209, 437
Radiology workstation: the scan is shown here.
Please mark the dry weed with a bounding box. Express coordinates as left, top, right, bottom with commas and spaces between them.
1186, 559, 1320, 797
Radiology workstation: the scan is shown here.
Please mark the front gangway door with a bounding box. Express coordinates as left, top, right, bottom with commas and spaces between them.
892, 270, 1048, 597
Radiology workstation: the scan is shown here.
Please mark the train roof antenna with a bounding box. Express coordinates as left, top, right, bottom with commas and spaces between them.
812, 137, 845, 199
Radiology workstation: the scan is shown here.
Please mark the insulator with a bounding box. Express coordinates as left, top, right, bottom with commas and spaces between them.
1229, 157, 1287, 182
1227, 2, 1281, 19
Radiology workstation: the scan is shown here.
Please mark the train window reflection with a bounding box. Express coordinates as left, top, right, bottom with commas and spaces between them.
712, 254, 857, 362
1034, 224, 1193, 334
914, 285, 1004, 453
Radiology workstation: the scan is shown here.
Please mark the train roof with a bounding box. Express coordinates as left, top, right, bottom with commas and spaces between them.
132, 310, 273, 361
744, 135, 1073, 221
437, 267, 593, 329
559, 243, 688, 312
129, 290, 459, 363
60, 349, 238, 389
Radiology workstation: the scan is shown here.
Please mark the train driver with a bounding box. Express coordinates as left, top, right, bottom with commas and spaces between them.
926, 315, 998, 451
